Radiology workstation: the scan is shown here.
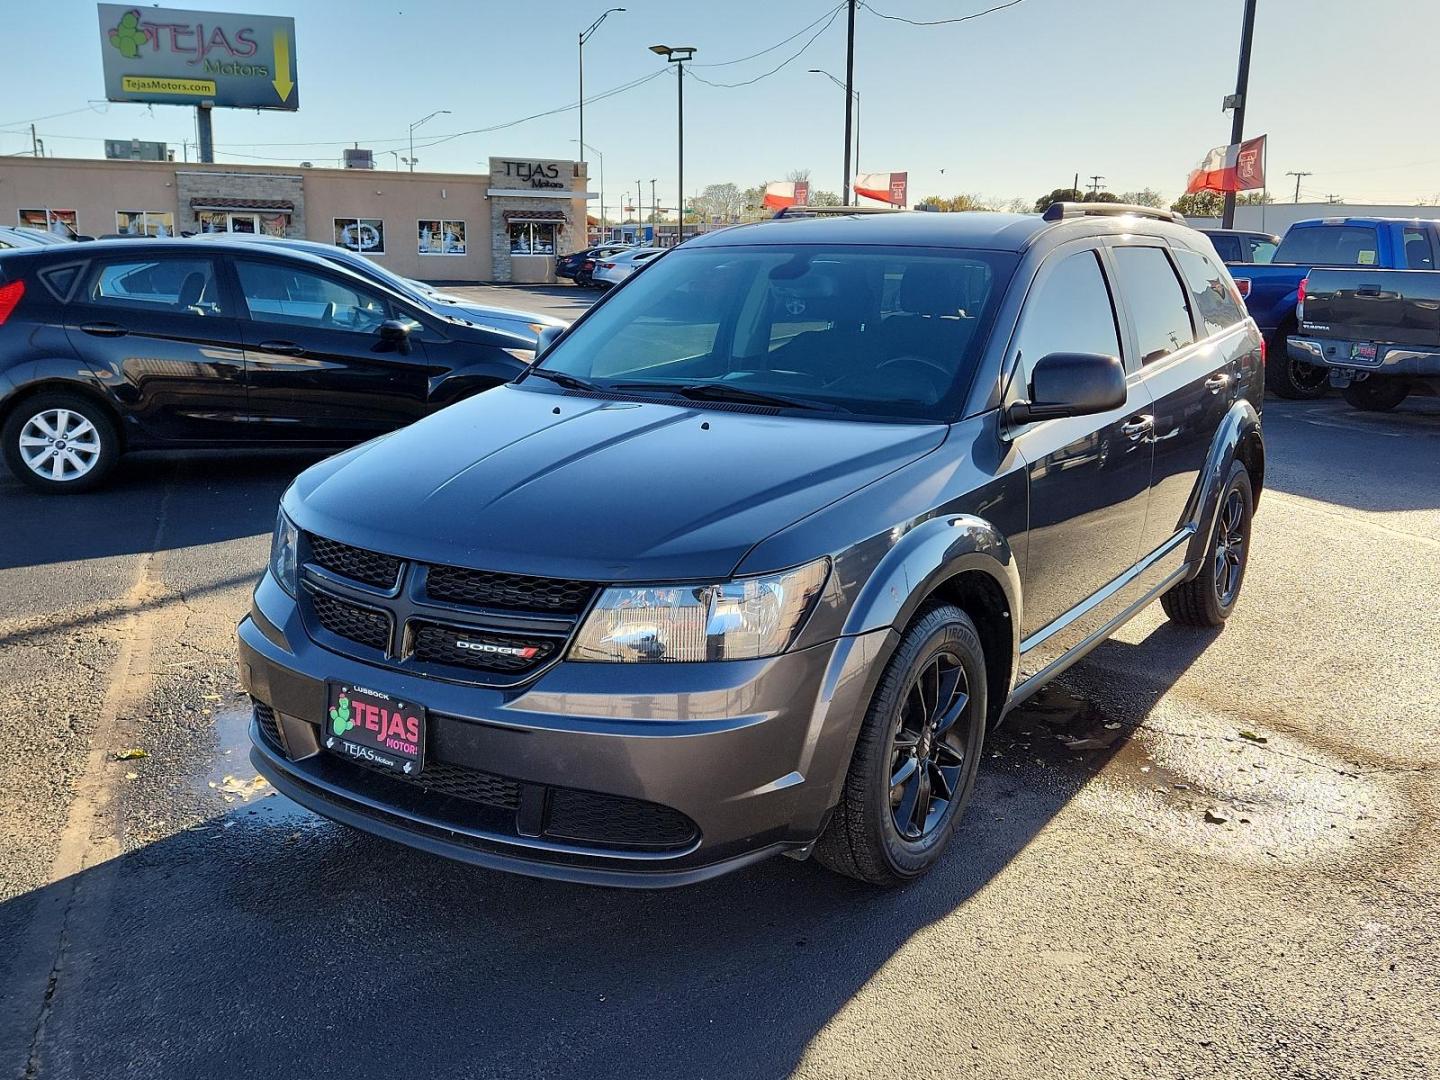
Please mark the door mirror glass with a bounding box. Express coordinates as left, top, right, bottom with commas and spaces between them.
535, 324, 564, 356
1008, 352, 1126, 425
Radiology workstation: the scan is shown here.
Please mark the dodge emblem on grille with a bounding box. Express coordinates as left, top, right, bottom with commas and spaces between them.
455, 639, 540, 659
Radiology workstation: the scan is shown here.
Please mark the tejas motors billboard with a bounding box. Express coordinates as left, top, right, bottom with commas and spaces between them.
98, 5, 298, 111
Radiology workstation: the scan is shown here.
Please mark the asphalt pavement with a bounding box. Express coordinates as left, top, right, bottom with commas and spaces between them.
0, 320, 1436, 1080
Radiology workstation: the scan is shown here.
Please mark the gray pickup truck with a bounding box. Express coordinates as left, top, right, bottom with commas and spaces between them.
1290, 267, 1440, 411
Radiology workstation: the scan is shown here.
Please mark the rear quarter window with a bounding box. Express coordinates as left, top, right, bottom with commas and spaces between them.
1274, 225, 1380, 266
1174, 248, 1247, 336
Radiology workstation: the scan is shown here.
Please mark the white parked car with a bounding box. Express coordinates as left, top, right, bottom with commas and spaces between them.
592, 247, 664, 287
0, 226, 73, 250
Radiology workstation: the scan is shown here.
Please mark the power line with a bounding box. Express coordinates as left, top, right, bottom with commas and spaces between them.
692, 3, 845, 67
859, 0, 1024, 27
690, 6, 844, 88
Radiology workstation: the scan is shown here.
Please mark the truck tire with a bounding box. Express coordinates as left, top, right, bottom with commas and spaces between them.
2, 391, 120, 494
813, 604, 987, 886
1264, 325, 1329, 400
1341, 378, 1409, 412
1161, 460, 1253, 627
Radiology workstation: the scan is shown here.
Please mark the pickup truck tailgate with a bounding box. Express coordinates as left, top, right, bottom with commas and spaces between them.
1301, 268, 1440, 348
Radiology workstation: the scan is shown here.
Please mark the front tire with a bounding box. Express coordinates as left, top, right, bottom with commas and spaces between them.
1342, 378, 1409, 412
2, 392, 119, 493
1265, 325, 1329, 399
814, 604, 987, 886
1161, 460, 1254, 627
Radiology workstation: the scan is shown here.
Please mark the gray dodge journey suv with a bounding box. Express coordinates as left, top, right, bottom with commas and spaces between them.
239, 204, 1264, 887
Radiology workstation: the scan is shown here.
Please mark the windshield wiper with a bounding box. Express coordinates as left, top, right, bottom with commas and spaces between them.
620, 381, 844, 412
524, 367, 604, 393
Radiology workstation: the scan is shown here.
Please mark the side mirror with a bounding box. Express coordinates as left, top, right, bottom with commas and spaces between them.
1007, 352, 1126, 425
378, 317, 419, 355
535, 324, 564, 357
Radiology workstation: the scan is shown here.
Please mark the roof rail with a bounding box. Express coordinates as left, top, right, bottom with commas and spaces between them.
1042, 202, 1187, 226
770, 204, 903, 220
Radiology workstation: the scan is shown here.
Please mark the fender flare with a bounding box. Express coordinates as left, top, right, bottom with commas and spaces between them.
1184, 398, 1263, 570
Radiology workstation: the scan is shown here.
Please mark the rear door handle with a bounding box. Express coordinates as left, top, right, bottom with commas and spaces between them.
79, 322, 127, 337
1204, 373, 1231, 393
1120, 415, 1154, 440
257, 340, 305, 356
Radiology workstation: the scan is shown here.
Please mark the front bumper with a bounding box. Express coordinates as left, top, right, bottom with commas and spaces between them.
1290, 336, 1440, 379
238, 573, 891, 887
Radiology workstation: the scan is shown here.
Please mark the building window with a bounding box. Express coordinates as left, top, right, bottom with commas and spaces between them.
418, 219, 466, 255
333, 218, 385, 254
18, 208, 78, 239
509, 222, 556, 255
116, 211, 175, 238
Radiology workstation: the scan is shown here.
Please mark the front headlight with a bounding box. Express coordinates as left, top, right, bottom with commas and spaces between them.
569, 558, 829, 663
270, 508, 299, 596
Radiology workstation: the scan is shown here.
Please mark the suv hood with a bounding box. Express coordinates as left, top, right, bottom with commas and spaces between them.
289, 385, 947, 582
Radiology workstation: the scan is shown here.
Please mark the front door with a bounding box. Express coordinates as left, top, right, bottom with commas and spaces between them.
63, 252, 249, 441
1004, 245, 1154, 676
228, 254, 433, 442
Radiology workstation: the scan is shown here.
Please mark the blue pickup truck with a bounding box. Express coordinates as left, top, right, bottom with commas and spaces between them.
1226, 217, 1440, 398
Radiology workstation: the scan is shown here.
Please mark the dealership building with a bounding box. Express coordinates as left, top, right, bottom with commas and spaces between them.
0, 154, 592, 283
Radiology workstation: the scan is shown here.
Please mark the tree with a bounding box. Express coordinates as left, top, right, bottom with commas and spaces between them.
691, 182, 745, 224
916, 193, 996, 213
1237, 191, 1274, 206
785, 168, 811, 183
1004, 196, 1031, 213
1034, 187, 1083, 213
1082, 191, 1120, 204
1118, 188, 1165, 208
808, 189, 842, 206
1170, 190, 1225, 218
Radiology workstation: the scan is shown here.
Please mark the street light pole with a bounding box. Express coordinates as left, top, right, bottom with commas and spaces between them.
571, 140, 606, 237
408, 109, 450, 173
1221, 0, 1258, 228
650, 178, 657, 241
579, 8, 625, 201
650, 45, 696, 242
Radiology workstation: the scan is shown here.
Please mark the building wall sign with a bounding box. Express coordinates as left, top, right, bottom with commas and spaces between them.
490, 158, 570, 191
97, 4, 299, 110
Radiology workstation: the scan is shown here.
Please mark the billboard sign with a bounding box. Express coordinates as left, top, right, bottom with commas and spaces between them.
97, 5, 298, 111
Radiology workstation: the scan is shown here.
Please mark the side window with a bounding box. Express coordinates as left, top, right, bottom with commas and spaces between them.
85, 258, 223, 316
1110, 247, 1195, 365
1012, 250, 1121, 388
235, 260, 390, 333
1174, 248, 1247, 337
1209, 235, 1240, 263
1402, 227, 1435, 271
1249, 239, 1277, 264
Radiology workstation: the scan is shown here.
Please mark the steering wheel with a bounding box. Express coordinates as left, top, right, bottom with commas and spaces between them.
875, 354, 953, 398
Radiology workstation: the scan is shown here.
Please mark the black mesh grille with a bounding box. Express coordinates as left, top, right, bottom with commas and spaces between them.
252, 700, 282, 750
425, 565, 595, 614
347, 757, 522, 810
311, 592, 391, 652
308, 535, 402, 590
410, 622, 556, 673
545, 788, 698, 850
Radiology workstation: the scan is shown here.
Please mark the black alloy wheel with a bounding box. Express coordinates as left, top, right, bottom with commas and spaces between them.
1212, 487, 1247, 608
1161, 459, 1254, 627
889, 651, 970, 841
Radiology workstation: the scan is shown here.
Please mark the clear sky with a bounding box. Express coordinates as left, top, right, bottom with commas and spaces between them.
4, 0, 1439, 213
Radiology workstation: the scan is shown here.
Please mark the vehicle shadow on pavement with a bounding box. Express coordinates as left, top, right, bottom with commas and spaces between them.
0, 623, 1223, 1080
0, 449, 327, 572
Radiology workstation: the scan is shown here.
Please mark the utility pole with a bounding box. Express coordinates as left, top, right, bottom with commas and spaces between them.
1222, 0, 1258, 228
650, 178, 658, 240
1286, 170, 1311, 204
1088, 174, 1105, 196
842, 0, 856, 205
30, 123, 38, 158
1073, 171, 1080, 197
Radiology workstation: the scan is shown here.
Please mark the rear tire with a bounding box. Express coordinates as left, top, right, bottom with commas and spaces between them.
1264, 325, 1329, 399
1341, 378, 1409, 412
814, 604, 987, 886
1161, 460, 1253, 627
2, 391, 119, 494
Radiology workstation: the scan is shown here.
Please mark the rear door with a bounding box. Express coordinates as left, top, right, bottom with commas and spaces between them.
1111, 243, 1240, 560
1006, 243, 1154, 671
62, 252, 248, 441
229, 254, 435, 441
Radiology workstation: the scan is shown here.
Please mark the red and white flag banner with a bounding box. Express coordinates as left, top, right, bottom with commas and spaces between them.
1186, 135, 1267, 195
762, 181, 810, 210
854, 172, 908, 206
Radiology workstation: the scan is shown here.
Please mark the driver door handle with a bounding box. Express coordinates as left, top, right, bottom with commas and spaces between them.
1120, 415, 1154, 440
1204, 373, 1231, 393
79, 322, 127, 337
258, 340, 305, 356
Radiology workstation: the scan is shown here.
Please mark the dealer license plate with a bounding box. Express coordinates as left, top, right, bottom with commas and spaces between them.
324, 682, 425, 776
1350, 342, 1379, 362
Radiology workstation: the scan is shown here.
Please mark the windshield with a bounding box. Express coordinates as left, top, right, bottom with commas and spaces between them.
530, 244, 1016, 420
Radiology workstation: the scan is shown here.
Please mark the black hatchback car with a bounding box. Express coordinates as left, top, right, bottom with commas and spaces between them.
0, 240, 535, 492
240, 204, 1265, 888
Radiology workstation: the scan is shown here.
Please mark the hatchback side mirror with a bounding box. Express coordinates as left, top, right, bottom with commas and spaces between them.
1007, 352, 1126, 425
378, 317, 419, 355
535, 324, 564, 357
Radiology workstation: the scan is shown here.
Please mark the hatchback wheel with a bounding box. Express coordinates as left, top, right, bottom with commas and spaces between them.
2, 392, 119, 493
814, 604, 987, 886
1161, 460, 1254, 627
1341, 378, 1409, 412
